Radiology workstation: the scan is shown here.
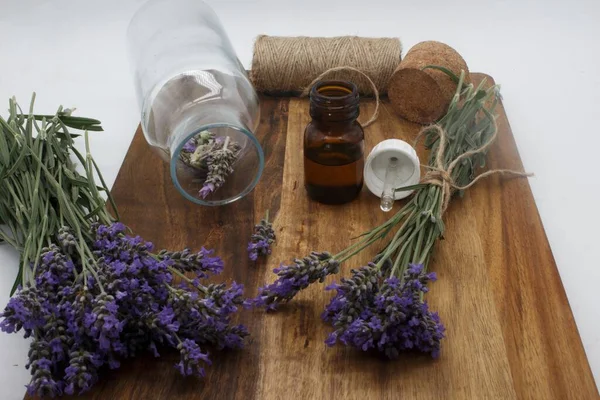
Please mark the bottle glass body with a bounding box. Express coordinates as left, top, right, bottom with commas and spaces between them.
304, 81, 365, 205
127, 0, 263, 206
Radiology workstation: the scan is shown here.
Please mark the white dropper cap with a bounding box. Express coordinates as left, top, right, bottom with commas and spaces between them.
363, 139, 421, 211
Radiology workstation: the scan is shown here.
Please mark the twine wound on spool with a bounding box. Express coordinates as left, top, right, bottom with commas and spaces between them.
300, 66, 380, 128
251, 35, 401, 95
251, 35, 401, 129
416, 124, 534, 213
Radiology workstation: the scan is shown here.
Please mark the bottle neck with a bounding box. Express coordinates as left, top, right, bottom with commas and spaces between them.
310, 119, 358, 135
309, 80, 360, 123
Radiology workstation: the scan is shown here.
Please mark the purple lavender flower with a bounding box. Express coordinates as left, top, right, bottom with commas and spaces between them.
323, 263, 445, 359
57, 226, 77, 255
169, 280, 249, 350
27, 356, 63, 397
254, 252, 340, 310
0, 287, 44, 334
1, 222, 249, 396
86, 293, 125, 352
322, 263, 382, 322
157, 306, 180, 332
199, 182, 215, 199
198, 137, 240, 199
158, 247, 224, 277
247, 240, 269, 261
182, 139, 197, 153
63, 351, 102, 395
175, 339, 211, 377
248, 211, 276, 261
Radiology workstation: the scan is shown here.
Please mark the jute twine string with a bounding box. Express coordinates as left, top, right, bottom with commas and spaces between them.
416, 123, 534, 213
251, 35, 401, 96
300, 66, 380, 128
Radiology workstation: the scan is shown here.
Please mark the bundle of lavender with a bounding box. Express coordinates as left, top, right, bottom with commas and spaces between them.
179, 131, 241, 198
255, 72, 529, 359
0, 96, 248, 397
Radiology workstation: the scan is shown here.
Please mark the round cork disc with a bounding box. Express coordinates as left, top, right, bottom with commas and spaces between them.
388, 41, 470, 124
388, 68, 447, 124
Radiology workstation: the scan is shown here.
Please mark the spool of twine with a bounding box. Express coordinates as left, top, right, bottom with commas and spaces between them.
250, 35, 402, 96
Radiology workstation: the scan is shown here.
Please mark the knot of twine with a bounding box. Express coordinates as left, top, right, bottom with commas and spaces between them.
416, 123, 534, 214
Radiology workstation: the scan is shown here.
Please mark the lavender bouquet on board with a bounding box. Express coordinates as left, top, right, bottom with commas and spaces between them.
0, 96, 249, 397
179, 131, 241, 199
255, 72, 530, 359
247, 210, 276, 261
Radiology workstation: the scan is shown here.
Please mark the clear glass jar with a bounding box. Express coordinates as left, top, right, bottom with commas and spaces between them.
304, 80, 365, 204
127, 0, 263, 206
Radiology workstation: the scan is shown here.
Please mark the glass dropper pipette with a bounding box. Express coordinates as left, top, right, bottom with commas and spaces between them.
380, 156, 399, 212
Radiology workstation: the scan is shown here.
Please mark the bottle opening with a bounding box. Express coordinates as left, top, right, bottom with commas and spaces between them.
316, 84, 353, 98
309, 80, 360, 120
311, 80, 359, 104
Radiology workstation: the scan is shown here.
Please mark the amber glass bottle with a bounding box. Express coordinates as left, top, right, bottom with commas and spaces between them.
304, 80, 365, 204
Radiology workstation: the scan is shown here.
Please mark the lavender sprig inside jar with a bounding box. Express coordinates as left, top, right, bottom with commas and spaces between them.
179, 131, 242, 199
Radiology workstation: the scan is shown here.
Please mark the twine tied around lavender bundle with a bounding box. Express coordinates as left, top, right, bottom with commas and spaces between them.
416, 123, 534, 214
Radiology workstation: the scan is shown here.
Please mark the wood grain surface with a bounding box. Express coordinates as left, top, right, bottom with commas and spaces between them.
28, 74, 598, 399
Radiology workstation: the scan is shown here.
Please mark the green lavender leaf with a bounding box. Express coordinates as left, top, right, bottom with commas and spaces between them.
394, 183, 429, 192
10, 263, 22, 296
90, 156, 120, 221
27, 115, 103, 131
422, 65, 460, 84
0, 125, 10, 165
84, 204, 107, 220
1, 144, 27, 179
71, 186, 80, 202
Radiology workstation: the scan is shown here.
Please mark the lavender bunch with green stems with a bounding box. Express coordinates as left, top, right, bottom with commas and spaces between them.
178, 130, 241, 199
255, 70, 519, 359
322, 262, 445, 358
247, 209, 276, 261
0, 96, 249, 397
0, 94, 116, 294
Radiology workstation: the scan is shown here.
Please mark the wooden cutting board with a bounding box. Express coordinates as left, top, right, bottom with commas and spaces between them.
32, 74, 597, 399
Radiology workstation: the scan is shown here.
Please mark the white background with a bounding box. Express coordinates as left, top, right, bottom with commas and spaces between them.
1, 0, 599, 398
